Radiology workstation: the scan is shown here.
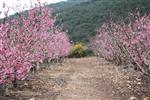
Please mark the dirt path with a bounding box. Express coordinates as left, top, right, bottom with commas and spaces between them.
55, 57, 121, 100
8, 57, 150, 100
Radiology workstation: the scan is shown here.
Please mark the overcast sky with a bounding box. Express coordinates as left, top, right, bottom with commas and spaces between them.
0, 0, 66, 18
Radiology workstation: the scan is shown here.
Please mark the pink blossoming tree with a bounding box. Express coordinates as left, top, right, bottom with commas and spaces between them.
0, 2, 70, 86
93, 13, 150, 75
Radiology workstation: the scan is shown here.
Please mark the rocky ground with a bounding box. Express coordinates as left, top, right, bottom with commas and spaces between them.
1, 57, 150, 100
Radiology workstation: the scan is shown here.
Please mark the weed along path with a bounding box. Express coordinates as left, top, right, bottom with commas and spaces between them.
10, 57, 150, 100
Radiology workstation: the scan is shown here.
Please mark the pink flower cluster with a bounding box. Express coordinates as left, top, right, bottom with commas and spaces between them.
0, 5, 70, 84
93, 14, 150, 75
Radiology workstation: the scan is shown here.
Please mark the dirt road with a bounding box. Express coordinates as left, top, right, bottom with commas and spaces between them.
8, 57, 150, 100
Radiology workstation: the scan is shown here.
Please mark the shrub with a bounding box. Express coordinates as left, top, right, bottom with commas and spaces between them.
69, 43, 86, 58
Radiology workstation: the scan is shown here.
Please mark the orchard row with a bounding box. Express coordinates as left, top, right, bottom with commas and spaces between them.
93, 13, 150, 75
0, 4, 70, 85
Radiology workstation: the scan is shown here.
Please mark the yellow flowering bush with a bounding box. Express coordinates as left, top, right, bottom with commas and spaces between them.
70, 43, 86, 58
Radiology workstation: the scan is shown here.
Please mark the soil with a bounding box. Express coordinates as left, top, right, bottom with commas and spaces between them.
1, 57, 150, 100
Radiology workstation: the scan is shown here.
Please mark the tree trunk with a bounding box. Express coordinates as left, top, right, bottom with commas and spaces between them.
36, 62, 40, 70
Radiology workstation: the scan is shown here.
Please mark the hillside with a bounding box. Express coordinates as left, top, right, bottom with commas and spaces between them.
50, 0, 150, 43
3, 0, 150, 43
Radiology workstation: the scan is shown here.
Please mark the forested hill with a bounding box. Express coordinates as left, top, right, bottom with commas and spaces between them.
50, 0, 150, 43
50, 0, 90, 13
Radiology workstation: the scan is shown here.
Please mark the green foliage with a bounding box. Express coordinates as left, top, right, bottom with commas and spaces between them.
69, 43, 86, 58
85, 49, 95, 57
50, 0, 150, 43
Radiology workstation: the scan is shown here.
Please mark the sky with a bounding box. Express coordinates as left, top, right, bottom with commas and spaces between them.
0, 0, 66, 18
